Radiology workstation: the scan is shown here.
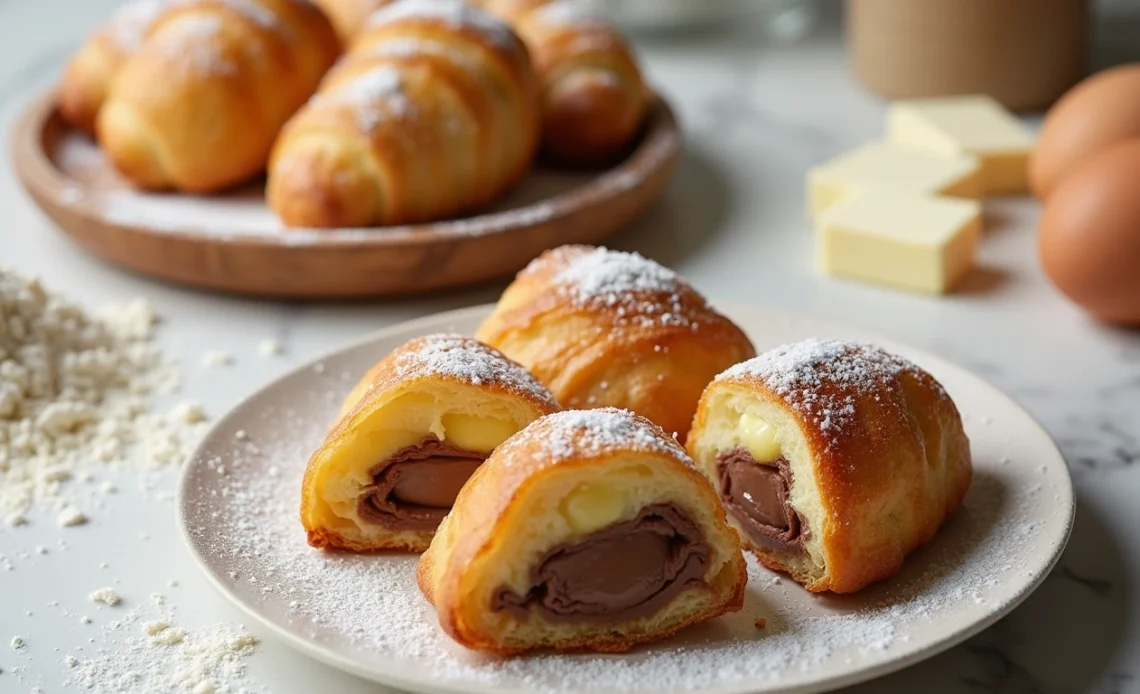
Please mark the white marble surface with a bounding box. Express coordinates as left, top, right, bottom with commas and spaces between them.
3, 2, 1140, 693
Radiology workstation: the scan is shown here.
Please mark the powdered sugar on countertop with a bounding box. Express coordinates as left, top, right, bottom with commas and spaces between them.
389, 334, 558, 408
181, 380, 1049, 693
718, 338, 944, 435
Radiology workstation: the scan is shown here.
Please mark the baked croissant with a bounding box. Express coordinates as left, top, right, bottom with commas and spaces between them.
96, 0, 339, 193
301, 334, 559, 552
59, 0, 165, 136
267, 0, 539, 228
687, 338, 973, 594
480, 0, 649, 165
311, 0, 390, 42
417, 408, 746, 654
475, 245, 756, 442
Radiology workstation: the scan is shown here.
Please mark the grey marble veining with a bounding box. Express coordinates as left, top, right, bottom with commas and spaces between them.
2, 1, 1140, 693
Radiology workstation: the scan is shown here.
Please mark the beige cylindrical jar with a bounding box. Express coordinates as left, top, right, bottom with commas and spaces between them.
846, 0, 1090, 112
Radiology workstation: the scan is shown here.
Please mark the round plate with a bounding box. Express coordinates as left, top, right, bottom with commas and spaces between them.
177, 304, 1074, 694
9, 92, 680, 299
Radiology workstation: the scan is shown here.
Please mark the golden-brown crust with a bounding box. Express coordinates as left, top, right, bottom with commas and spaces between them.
475, 245, 756, 442
300, 334, 560, 552
481, 0, 649, 166
418, 408, 747, 655
267, 0, 539, 228
96, 0, 339, 193
689, 340, 973, 594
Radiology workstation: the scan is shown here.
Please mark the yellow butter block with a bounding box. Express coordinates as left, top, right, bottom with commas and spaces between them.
816, 191, 982, 294
887, 95, 1035, 196
807, 141, 981, 217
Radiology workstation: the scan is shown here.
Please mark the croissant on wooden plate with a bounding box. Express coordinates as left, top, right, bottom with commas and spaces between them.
267, 0, 540, 228
94, 0, 339, 193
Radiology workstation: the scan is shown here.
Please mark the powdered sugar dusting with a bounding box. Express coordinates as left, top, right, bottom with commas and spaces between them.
322, 65, 412, 133
531, 246, 699, 329
534, 0, 607, 28
106, 0, 164, 51
155, 15, 237, 76
390, 334, 558, 408
365, 0, 517, 49
498, 407, 687, 466
719, 338, 938, 435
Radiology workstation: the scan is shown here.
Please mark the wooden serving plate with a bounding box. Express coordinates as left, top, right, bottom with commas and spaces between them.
10, 91, 681, 299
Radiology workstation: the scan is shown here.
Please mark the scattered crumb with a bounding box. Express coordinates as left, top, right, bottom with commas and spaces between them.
201, 350, 231, 368
10, 636, 25, 650
170, 401, 206, 424
90, 588, 121, 606
168, 579, 179, 588
5, 512, 27, 527
35, 546, 47, 555
66, 655, 78, 667
257, 339, 282, 357
80, 616, 92, 625
57, 507, 87, 527
234, 430, 248, 441
755, 617, 767, 629
100, 482, 118, 494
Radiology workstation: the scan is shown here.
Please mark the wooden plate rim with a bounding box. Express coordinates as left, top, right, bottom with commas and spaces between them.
10, 90, 682, 249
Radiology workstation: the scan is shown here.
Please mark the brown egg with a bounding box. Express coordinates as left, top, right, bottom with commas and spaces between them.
1040, 139, 1140, 324
1030, 64, 1140, 199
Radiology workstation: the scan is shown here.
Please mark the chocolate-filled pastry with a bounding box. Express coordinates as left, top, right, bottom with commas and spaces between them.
301, 334, 559, 552
417, 408, 746, 655
475, 245, 756, 442
687, 338, 972, 594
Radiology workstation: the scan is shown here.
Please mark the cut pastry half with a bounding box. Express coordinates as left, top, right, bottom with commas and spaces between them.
301, 334, 560, 552
688, 338, 972, 594
417, 407, 746, 654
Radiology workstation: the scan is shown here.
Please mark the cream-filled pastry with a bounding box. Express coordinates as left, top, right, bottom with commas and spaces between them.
301, 334, 560, 552
475, 245, 756, 442
688, 338, 972, 593
417, 408, 746, 654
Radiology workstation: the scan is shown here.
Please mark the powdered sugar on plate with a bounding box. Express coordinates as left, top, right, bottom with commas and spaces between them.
179, 312, 1071, 694
388, 334, 558, 409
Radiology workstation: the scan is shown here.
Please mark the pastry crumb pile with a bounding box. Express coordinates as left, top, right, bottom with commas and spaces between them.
0, 268, 204, 522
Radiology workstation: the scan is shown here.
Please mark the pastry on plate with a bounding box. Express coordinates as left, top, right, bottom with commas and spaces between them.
480, 0, 649, 165
58, 0, 164, 135
417, 408, 746, 654
97, 0, 339, 192
475, 245, 755, 442
687, 338, 973, 593
301, 334, 559, 552
267, 0, 539, 227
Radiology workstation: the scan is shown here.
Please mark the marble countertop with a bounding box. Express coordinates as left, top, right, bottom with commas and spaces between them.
2, 2, 1139, 693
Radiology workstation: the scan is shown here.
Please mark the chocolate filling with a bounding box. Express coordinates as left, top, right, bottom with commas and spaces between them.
357, 438, 484, 532
717, 449, 806, 554
491, 504, 711, 623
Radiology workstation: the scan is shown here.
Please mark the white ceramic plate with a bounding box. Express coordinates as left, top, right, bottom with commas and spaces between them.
178, 304, 1074, 694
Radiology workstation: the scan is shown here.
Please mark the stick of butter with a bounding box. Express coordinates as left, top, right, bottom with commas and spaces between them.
816, 190, 982, 294
887, 95, 1035, 196
807, 141, 981, 217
